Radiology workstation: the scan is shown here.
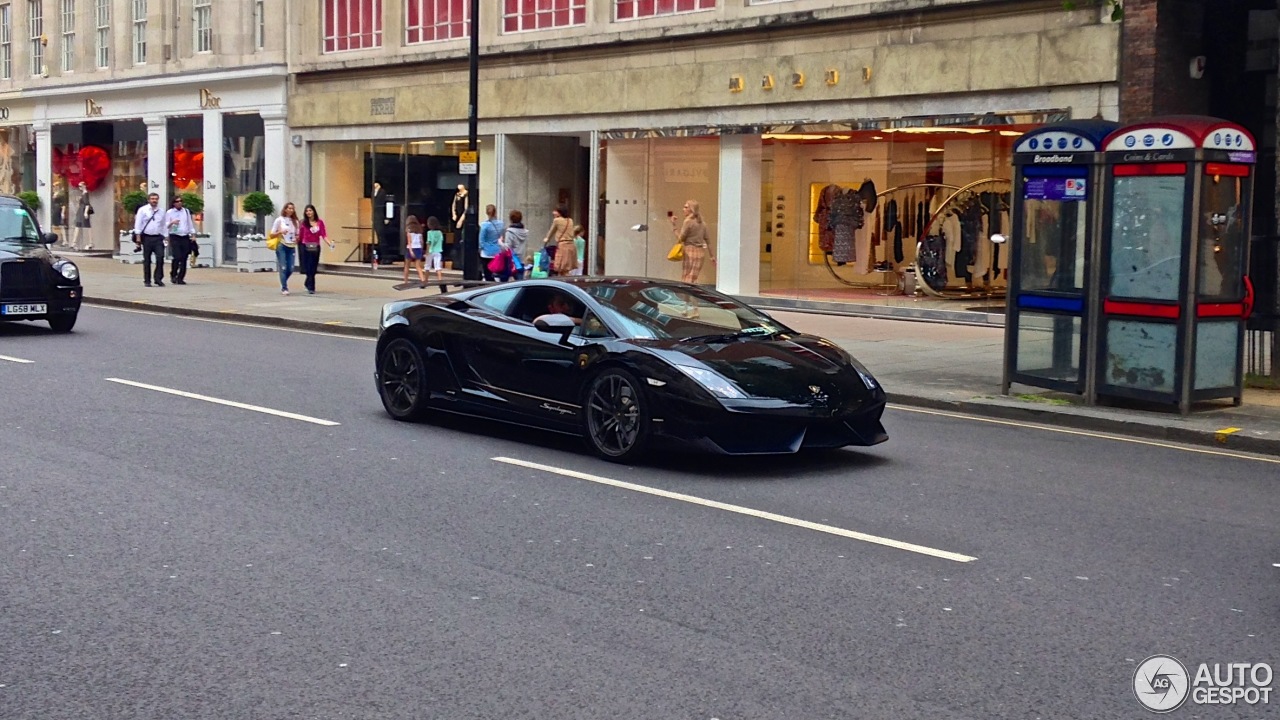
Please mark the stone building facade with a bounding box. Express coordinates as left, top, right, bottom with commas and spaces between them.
0, 0, 289, 264
286, 0, 1120, 298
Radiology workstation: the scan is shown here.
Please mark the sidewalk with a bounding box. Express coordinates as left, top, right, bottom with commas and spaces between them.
74, 255, 1280, 458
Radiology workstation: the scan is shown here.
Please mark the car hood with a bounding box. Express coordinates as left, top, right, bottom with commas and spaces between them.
644, 333, 875, 405
0, 243, 52, 262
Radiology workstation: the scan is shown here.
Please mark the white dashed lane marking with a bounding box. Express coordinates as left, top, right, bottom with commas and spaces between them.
106, 378, 342, 426
494, 456, 977, 563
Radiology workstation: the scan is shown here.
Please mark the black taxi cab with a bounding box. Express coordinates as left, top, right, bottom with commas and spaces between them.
0, 195, 82, 332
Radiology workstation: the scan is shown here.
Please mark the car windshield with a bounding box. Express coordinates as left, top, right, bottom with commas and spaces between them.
581, 281, 787, 341
0, 206, 42, 245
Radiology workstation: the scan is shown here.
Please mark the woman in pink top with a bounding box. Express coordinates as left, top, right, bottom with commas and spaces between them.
299, 204, 334, 294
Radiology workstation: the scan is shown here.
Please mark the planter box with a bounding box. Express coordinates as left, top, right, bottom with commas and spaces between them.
115, 232, 144, 264
236, 240, 276, 273
191, 235, 215, 268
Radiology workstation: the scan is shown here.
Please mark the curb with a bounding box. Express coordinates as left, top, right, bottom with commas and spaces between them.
887, 393, 1280, 459
84, 298, 1280, 459
84, 297, 379, 339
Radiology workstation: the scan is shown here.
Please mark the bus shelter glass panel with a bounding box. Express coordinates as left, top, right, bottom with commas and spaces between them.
1016, 312, 1082, 382
1020, 194, 1087, 292
1109, 175, 1185, 300
1104, 319, 1177, 393
1197, 174, 1247, 299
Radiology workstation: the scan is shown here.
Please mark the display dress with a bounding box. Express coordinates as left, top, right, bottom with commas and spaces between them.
827, 189, 864, 265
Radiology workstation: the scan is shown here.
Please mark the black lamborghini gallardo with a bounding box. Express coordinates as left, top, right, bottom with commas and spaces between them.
374, 277, 887, 462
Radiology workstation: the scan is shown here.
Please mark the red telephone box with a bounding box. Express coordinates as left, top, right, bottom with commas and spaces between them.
1099, 116, 1255, 413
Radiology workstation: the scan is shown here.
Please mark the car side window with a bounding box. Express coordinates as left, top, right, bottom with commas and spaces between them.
576, 310, 612, 339
1, 207, 40, 243
472, 287, 521, 315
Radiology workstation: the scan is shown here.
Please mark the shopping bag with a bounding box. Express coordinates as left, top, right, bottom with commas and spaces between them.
667, 242, 684, 261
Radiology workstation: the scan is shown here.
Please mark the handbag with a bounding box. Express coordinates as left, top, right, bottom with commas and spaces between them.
266, 233, 281, 251
667, 242, 684, 262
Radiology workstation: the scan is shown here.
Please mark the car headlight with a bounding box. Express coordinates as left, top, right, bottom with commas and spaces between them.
676, 365, 747, 399
850, 360, 879, 390
57, 262, 79, 281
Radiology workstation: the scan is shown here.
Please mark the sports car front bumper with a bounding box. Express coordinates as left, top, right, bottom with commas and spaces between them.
654, 391, 888, 455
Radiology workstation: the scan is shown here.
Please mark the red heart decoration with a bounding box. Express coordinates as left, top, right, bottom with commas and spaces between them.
53, 145, 111, 192
172, 149, 204, 192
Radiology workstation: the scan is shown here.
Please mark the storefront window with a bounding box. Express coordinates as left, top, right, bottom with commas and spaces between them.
223, 113, 265, 261
311, 139, 480, 267
110, 121, 147, 240
600, 120, 1032, 298
0, 125, 32, 195
168, 116, 204, 229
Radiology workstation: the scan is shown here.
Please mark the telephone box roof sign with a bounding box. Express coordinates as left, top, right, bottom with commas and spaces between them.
1103, 115, 1257, 157
1014, 120, 1119, 155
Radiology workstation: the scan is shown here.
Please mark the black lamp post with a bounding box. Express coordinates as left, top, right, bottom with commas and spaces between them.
462, 0, 481, 281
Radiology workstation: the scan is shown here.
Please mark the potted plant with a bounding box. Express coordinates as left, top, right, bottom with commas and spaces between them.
241, 191, 275, 232
116, 190, 152, 263
17, 191, 41, 212
122, 190, 149, 215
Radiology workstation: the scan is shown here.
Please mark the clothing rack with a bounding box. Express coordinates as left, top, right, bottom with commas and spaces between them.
821, 182, 961, 291
912, 177, 1012, 301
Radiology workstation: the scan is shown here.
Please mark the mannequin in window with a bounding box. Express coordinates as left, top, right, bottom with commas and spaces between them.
73, 182, 94, 251
451, 184, 469, 230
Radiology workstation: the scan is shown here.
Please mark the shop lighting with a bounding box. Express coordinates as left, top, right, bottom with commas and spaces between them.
881, 127, 988, 135
999, 130, 1025, 137
761, 134, 852, 141
926, 147, 944, 152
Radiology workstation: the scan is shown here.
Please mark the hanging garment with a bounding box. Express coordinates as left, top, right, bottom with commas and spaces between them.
918, 231, 949, 291
813, 184, 841, 253
951, 199, 983, 285
884, 199, 903, 264
827, 189, 862, 264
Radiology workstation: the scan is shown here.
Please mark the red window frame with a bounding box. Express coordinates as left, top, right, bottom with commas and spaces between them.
323, 0, 383, 53
407, 0, 468, 44
615, 0, 716, 21
502, 0, 586, 33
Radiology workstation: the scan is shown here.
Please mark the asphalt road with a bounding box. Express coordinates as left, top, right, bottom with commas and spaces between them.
1, 306, 1276, 720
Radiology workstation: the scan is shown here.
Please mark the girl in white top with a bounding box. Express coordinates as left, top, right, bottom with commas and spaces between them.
271, 202, 300, 295
403, 215, 427, 286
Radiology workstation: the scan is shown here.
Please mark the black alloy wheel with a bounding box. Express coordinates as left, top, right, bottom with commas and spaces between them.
584, 368, 650, 463
47, 314, 76, 333
378, 337, 430, 421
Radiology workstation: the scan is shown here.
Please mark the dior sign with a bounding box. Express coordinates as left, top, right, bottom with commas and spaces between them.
85, 99, 104, 117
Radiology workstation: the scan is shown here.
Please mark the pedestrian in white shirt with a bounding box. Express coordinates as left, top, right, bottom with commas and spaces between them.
132, 193, 166, 287
163, 196, 197, 285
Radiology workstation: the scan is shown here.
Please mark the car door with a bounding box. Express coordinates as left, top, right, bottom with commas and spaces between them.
450, 286, 532, 414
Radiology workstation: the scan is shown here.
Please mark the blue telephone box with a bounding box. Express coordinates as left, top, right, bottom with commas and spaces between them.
1003, 120, 1118, 398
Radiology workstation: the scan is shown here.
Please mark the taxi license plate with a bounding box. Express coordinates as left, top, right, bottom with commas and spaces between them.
1, 303, 47, 315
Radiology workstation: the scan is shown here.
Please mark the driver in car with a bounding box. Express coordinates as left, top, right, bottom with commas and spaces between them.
545, 292, 582, 325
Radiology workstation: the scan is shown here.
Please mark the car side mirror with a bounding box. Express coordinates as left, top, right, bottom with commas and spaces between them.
42, 233, 58, 245
534, 313, 577, 341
